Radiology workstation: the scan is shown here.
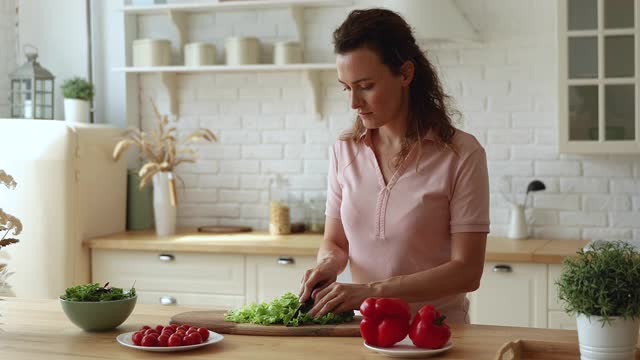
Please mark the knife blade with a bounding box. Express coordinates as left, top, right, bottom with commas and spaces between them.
292, 282, 323, 319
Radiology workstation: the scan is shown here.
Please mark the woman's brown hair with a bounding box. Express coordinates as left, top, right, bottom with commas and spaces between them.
333, 8, 459, 168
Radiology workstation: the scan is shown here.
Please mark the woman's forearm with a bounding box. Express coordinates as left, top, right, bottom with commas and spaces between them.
317, 241, 348, 274
369, 259, 482, 303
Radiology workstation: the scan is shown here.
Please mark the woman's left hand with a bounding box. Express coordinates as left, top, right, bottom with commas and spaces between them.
307, 282, 373, 318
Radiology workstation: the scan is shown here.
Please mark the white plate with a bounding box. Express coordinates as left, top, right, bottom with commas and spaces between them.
116, 330, 224, 352
364, 336, 453, 358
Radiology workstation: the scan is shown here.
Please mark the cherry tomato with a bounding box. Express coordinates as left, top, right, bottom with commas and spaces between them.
197, 327, 209, 341
157, 334, 169, 347
140, 325, 151, 331
189, 332, 203, 344
144, 329, 158, 336
141, 335, 158, 347
175, 329, 186, 337
155, 325, 164, 333
182, 334, 196, 346
178, 325, 189, 332
168, 334, 183, 347
132, 331, 144, 346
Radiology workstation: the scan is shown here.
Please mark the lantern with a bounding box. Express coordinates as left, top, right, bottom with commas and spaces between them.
9, 46, 55, 119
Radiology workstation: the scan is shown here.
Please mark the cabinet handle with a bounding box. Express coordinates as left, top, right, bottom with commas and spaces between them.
159, 254, 175, 262
492, 264, 513, 273
159, 296, 177, 305
277, 256, 295, 265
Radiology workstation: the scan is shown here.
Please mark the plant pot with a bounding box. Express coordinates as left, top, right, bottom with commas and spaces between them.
63, 98, 90, 123
152, 171, 177, 237
576, 313, 640, 360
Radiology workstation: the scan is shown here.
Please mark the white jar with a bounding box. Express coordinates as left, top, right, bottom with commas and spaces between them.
184, 42, 216, 66
273, 41, 302, 65
225, 37, 259, 65
132, 39, 171, 67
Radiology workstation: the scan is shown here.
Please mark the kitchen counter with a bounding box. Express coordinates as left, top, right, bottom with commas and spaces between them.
0, 297, 583, 360
85, 228, 590, 264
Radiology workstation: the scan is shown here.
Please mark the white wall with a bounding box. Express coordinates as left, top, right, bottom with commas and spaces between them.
0, 0, 17, 117
2, 0, 639, 243
131, 0, 640, 243
17, 0, 88, 120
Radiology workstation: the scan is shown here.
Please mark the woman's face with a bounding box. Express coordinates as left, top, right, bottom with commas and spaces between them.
336, 47, 412, 130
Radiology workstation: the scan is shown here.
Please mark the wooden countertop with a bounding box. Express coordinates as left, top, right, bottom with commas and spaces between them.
0, 297, 583, 360
85, 228, 590, 264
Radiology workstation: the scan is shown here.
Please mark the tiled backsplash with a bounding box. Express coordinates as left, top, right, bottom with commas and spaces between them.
136, 0, 640, 242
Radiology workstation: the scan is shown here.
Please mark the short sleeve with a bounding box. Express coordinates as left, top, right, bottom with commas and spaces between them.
325, 144, 342, 219
450, 147, 490, 233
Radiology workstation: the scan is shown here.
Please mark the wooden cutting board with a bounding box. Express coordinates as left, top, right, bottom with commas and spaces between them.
170, 310, 362, 337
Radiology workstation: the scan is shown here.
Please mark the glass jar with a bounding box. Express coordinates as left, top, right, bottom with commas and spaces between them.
307, 198, 325, 234
269, 176, 290, 235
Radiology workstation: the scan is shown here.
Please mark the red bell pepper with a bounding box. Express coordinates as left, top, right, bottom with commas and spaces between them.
359, 297, 411, 348
408, 304, 451, 349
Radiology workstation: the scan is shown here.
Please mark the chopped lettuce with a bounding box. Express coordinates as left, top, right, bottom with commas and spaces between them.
224, 292, 354, 327
60, 282, 136, 302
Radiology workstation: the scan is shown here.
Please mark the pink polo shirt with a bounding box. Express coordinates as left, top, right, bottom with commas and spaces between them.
325, 128, 490, 324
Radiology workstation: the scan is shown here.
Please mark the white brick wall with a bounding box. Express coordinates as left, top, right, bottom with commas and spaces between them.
131, 0, 640, 241
0, 0, 16, 117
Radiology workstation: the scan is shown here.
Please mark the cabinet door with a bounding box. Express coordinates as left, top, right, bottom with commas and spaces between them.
245, 255, 316, 304
547, 264, 578, 329
548, 310, 577, 330
136, 290, 245, 309
92, 249, 245, 295
559, 0, 640, 153
468, 262, 547, 328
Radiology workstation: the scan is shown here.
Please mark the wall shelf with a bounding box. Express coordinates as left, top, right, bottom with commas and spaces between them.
114, 64, 337, 116
120, 0, 349, 119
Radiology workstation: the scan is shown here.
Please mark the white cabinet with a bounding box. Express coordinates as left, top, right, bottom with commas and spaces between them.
468, 262, 548, 328
92, 249, 246, 309
558, 0, 640, 153
245, 255, 316, 303
547, 264, 577, 330
92, 249, 316, 308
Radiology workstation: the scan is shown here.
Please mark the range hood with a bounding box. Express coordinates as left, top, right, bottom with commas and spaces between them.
382, 0, 480, 44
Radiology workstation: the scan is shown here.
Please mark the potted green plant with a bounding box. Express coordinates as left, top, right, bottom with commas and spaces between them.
61, 77, 95, 123
556, 240, 640, 359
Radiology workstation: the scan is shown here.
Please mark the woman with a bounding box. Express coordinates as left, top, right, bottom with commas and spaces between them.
299, 8, 490, 324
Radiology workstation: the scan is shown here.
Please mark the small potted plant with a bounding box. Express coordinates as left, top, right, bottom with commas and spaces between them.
61, 77, 95, 123
556, 240, 640, 360
0, 170, 22, 297
112, 98, 217, 236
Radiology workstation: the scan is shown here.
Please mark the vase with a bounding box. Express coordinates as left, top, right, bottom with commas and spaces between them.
152, 171, 177, 237
576, 314, 640, 360
63, 98, 90, 123
508, 203, 527, 239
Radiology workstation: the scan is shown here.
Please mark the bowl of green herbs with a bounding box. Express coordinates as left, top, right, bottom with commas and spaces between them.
59, 282, 137, 331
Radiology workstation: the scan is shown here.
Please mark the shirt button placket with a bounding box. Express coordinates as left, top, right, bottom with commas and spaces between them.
377, 187, 390, 241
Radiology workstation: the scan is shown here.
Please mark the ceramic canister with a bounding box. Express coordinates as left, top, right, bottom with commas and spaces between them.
184, 42, 216, 66
273, 41, 302, 65
132, 39, 171, 67
225, 37, 260, 65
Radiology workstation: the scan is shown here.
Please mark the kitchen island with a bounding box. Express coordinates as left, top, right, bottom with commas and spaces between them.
0, 297, 588, 359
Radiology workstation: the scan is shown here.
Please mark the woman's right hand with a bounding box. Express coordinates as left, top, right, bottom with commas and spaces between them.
298, 260, 339, 304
